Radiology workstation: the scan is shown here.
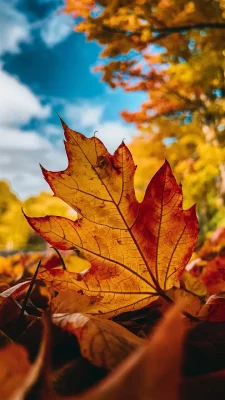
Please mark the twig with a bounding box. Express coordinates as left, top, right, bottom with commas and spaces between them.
51, 247, 67, 270
20, 260, 41, 318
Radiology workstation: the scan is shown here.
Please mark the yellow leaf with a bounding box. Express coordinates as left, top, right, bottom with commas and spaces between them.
141, 28, 152, 42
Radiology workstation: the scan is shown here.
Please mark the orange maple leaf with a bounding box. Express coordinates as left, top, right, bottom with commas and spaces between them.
25, 120, 198, 317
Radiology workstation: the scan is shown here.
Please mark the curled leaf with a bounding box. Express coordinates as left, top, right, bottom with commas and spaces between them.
198, 294, 225, 322
53, 304, 184, 400
53, 311, 145, 370
0, 282, 31, 328
0, 281, 30, 301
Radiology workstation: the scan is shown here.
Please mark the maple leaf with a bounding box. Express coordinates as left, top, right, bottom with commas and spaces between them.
25, 121, 198, 317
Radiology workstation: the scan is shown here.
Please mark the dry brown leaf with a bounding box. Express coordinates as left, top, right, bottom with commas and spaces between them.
181, 270, 207, 297
52, 304, 184, 400
197, 294, 225, 322
154, 287, 202, 320
53, 310, 145, 370
0, 319, 47, 400
0, 282, 31, 329
0, 281, 30, 301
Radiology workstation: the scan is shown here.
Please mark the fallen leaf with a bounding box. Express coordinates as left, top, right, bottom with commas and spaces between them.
153, 287, 202, 320
200, 255, 225, 294
197, 294, 225, 322
0, 330, 12, 347
0, 282, 30, 329
199, 227, 225, 259
0, 254, 25, 284
53, 311, 145, 370
0, 343, 31, 400
25, 122, 198, 317
0, 297, 21, 330
181, 270, 207, 297
50, 289, 101, 314
181, 369, 225, 400
0, 319, 47, 400
53, 358, 107, 397
0, 281, 30, 301
52, 304, 184, 400
183, 319, 225, 376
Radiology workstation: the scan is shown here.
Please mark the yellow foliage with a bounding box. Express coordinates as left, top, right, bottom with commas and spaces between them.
62, 0, 225, 239
0, 180, 71, 251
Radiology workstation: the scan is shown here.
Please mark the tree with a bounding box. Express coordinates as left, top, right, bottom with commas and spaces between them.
63, 0, 225, 241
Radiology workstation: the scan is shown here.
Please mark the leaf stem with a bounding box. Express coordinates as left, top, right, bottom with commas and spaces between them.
20, 259, 41, 318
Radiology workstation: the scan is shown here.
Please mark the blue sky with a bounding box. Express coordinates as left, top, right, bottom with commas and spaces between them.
0, 0, 146, 199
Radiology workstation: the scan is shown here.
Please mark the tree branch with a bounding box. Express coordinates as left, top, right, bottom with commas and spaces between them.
101, 22, 225, 45
153, 22, 225, 35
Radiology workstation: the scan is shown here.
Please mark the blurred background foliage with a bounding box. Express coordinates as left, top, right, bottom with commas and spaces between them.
63, 0, 225, 244
0, 180, 71, 252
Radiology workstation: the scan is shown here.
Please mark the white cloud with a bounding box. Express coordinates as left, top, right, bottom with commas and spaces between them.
0, 1, 74, 54
63, 100, 135, 152
1, 128, 51, 150
0, 65, 55, 199
64, 103, 104, 129
95, 121, 134, 152
0, 67, 50, 127
0, 127, 67, 199
0, 1, 31, 55
0, 3, 76, 199
44, 124, 62, 137
0, 64, 136, 197
40, 13, 73, 47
